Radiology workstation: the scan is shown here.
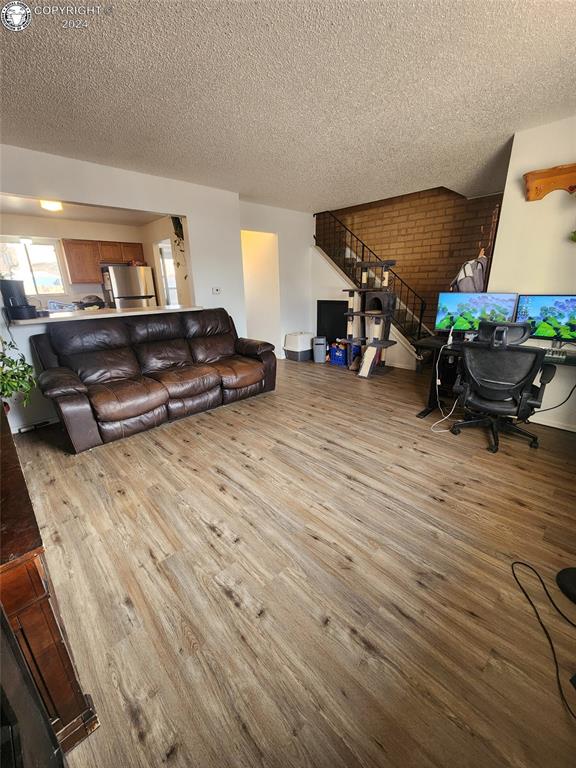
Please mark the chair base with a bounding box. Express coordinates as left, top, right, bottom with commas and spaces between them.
450, 412, 539, 453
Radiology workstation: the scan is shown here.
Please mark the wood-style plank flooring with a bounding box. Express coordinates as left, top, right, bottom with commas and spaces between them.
15, 361, 576, 768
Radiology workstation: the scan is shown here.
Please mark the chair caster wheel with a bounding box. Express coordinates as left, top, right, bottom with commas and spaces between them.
450, 426, 461, 435
530, 440, 539, 449
487, 445, 498, 453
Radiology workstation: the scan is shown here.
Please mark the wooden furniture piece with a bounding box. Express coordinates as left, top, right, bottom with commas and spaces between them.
62, 238, 145, 283
0, 409, 99, 752
523, 162, 576, 201
1, 608, 65, 767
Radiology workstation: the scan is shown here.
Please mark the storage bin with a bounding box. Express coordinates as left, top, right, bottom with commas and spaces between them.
329, 346, 347, 366
329, 344, 361, 367
284, 332, 314, 361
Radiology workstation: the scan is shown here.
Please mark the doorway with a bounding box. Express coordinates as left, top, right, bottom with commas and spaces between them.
157, 239, 178, 306
240, 231, 281, 354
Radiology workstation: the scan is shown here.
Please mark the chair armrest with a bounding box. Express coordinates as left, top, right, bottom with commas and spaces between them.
539, 364, 556, 385
519, 364, 557, 417
235, 338, 275, 358
38, 367, 87, 398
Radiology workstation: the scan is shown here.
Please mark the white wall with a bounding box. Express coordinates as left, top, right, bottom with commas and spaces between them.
241, 231, 282, 352
0, 213, 146, 244
489, 114, 576, 431
239, 201, 314, 354
0, 146, 247, 334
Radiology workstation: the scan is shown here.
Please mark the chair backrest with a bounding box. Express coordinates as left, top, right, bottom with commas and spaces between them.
476, 320, 532, 348
461, 343, 545, 402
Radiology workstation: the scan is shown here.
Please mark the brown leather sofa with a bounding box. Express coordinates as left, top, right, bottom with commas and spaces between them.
31, 308, 276, 453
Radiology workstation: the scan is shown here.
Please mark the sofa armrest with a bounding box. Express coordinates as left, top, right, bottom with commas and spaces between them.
38, 367, 87, 399
235, 338, 275, 358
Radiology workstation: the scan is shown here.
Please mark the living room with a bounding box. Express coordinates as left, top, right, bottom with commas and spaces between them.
1, 2, 575, 767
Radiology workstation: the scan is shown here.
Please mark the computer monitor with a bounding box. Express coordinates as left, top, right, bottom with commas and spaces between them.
434, 292, 517, 332
515, 295, 576, 341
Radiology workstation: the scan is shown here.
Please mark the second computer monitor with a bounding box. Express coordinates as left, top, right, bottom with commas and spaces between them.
516, 295, 576, 341
435, 292, 517, 332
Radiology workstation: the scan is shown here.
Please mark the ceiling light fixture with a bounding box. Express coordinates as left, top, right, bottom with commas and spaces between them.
40, 200, 63, 212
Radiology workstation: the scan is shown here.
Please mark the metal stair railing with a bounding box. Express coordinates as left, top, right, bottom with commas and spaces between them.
314, 210, 428, 341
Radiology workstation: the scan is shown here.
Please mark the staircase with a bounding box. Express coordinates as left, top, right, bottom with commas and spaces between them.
314, 211, 430, 343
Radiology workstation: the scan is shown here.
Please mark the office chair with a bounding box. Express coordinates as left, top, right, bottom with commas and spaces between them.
450, 322, 556, 453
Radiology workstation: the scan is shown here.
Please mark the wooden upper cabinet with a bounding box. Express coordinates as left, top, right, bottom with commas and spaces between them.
120, 242, 144, 263
62, 240, 102, 284
98, 241, 123, 263
63, 240, 146, 283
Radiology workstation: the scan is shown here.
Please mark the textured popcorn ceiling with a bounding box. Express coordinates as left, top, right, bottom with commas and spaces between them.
2, 0, 575, 211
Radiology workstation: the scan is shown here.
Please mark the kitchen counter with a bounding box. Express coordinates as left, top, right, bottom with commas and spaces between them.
10, 304, 202, 325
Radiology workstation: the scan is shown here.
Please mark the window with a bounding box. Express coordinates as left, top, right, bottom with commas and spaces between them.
0, 238, 64, 295
158, 240, 178, 305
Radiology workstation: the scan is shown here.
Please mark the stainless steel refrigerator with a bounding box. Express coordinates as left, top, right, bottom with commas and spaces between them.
101, 265, 157, 309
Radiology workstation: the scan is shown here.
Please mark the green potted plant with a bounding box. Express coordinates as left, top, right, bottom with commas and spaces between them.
0, 336, 35, 413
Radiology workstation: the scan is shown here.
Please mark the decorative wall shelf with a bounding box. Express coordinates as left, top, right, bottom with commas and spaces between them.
523, 163, 576, 201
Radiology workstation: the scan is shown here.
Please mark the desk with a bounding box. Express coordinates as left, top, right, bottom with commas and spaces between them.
413, 335, 576, 418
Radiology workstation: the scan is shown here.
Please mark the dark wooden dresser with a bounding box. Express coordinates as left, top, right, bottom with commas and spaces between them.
0, 409, 99, 752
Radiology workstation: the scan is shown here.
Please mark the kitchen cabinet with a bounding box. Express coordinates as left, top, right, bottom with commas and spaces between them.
120, 241, 144, 262
62, 239, 102, 284
63, 239, 145, 283
0, 409, 99, 752
98, 240, 123, 263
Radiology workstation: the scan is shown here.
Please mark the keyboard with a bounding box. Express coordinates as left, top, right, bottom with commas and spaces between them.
544, 349, 567, 362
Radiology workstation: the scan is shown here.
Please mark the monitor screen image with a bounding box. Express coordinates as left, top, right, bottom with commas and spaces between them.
434, 292, 517, 331
516, 295, 576, 340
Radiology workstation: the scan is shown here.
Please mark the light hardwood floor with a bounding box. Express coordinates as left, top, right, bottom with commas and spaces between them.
15, 361, 576, 768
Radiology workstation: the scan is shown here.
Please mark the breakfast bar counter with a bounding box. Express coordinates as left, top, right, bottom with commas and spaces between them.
10, 304, 203, 325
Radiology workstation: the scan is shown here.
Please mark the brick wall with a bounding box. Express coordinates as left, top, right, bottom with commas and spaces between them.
333, 187, 502, 327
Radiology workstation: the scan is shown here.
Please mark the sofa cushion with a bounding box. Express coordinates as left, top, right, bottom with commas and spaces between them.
134, 339, 193, 374
182, 308, 233, 338
189, 334, 236, 363
182, 308, 236, 363
124, 313, 183, 344
50, 318, 130, 356
222, 381, 265, 403
98, 406, 168, 443
167, 386, 222, 420
207, 355, 265, 389
87, 376, 168, 422
147, 364, 221, 399
49, 318, 141, 385
62, 348, 141, 385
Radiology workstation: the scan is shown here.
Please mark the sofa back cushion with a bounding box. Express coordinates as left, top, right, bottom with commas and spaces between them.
125, 313, 193, 373
49, 319, 140, 385
182, 308, 236, 363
